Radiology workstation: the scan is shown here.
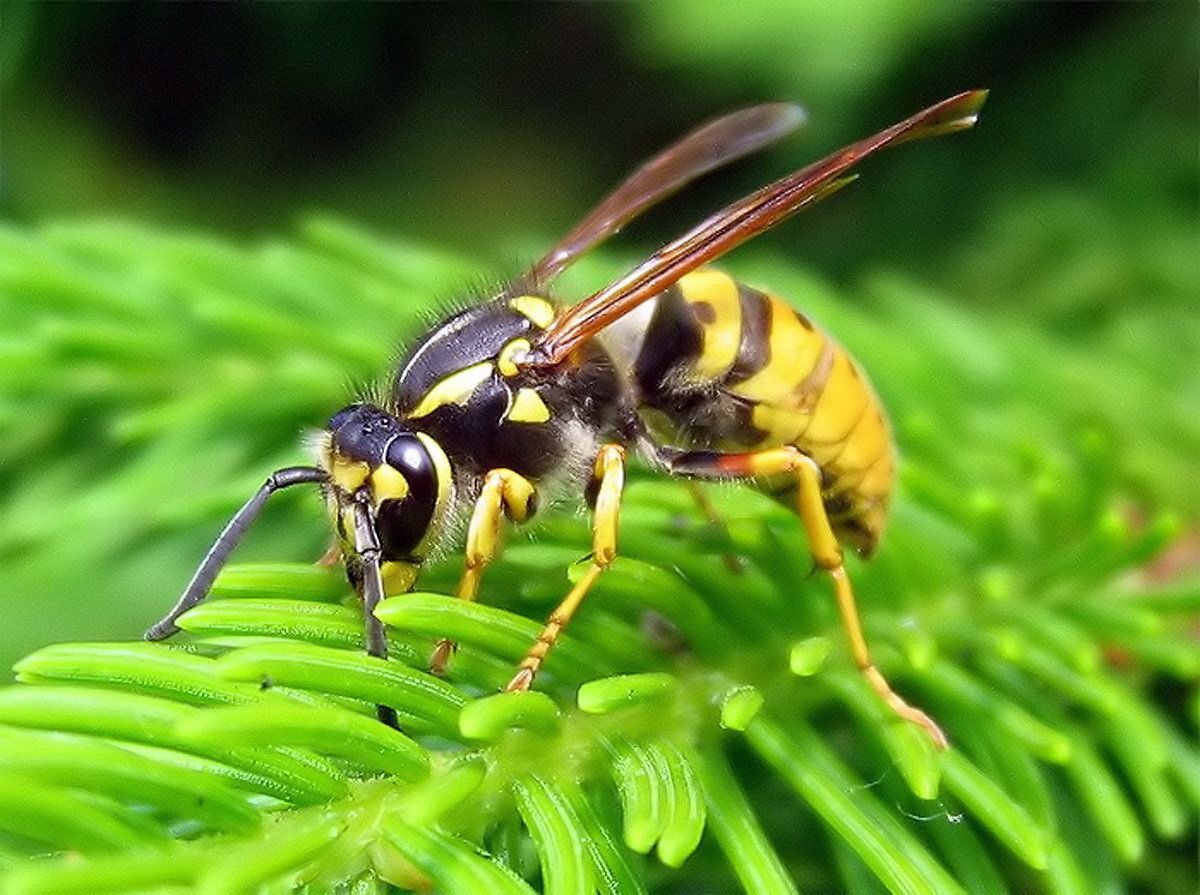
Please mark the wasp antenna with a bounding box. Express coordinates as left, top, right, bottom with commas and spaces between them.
144, 466, 328, 641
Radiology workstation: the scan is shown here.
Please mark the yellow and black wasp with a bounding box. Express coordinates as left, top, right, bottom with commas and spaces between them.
148, 90, 987, 746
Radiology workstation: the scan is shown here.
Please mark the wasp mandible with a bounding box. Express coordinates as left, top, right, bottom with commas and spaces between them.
148, 91, 987, 747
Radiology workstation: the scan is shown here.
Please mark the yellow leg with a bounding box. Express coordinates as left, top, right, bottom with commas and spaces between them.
667, 445, 946, 749
430, 468, 537, 674
507, 444, 625, 691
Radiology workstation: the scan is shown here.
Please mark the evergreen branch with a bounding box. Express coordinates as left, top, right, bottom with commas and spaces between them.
0, 218, 1195, 892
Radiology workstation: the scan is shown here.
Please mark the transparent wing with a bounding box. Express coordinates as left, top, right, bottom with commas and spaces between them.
522, 90, 987, 368
518, 102, 807, 290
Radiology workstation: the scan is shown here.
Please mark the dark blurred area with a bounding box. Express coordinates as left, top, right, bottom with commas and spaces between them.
3, 3, 1194, 281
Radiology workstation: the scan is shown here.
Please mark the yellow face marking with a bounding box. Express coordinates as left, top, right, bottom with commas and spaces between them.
497, 338, 532, 378
679, 270, 742, 380
330, 456, 370, 492
730, 295, 827, 404
508, 387, 551, 424
369, 463, 410, 503
508, 296, 557, 329
408, 362, 493, 419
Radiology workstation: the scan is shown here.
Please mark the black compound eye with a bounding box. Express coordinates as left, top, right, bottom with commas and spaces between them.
385, 436, 430, 480
377, 434, 439, 559
384, 434, 438, 512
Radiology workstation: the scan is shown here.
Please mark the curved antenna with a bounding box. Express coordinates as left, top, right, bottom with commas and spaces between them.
521, 90, 988, 369
144, 466, 328, 640
516, 102, 806, 291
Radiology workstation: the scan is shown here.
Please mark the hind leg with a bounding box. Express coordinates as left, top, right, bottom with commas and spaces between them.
662, 446, 946, 748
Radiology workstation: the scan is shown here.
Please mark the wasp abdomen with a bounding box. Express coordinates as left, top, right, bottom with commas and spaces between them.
626, 268, 894, 554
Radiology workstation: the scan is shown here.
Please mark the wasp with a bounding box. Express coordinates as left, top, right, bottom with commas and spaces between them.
147, 91, 987, 746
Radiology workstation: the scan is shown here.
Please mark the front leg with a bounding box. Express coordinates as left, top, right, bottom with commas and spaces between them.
429, 468, 538, 674
507, 444, 626, 692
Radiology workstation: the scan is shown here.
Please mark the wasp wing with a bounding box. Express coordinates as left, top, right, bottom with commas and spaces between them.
521, 90, 988, 368
517, 102, 806, 290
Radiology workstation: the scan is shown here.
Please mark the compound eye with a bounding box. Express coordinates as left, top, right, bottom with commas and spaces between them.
385, 435, 431, 481
377, 434, 439, 559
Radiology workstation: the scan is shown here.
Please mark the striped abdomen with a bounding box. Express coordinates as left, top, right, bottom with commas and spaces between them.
619, 268, 894, 555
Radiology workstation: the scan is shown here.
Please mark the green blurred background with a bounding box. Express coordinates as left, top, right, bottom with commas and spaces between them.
0, 3, 1195, 670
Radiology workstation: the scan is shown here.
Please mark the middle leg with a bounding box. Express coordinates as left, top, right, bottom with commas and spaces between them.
507, 444, 626, 692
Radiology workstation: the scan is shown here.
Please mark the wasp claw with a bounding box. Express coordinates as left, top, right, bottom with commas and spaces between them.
913, 710, 949, 751
429, 639, 457, 675
505, 667, 535, 692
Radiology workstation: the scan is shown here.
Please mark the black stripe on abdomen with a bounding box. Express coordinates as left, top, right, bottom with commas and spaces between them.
727, 283, 771, 384
633, 285, 702, 399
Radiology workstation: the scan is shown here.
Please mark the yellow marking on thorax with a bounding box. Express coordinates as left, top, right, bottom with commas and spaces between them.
497, 338, 531, 378
509, 296, 557, 329
679, 270, 741, 379
408, 362, 493, 419
730, 296, 828, 404
508, 387, 551, 423
330, 456, 370, 492
369, 463, 410, 503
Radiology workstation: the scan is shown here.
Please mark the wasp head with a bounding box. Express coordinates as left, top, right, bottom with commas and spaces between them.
320, 403, 450, 563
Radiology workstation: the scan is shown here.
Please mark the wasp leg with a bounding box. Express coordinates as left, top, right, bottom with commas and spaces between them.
146, 466, 328, 641
663, 446, 947, 749
429, 468, 538, 675
684, 481, 745, 575
349, 495, 401, 729
507, 444, 626, 692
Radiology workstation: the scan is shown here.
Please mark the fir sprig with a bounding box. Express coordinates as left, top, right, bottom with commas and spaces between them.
0, 218, 1195, 893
